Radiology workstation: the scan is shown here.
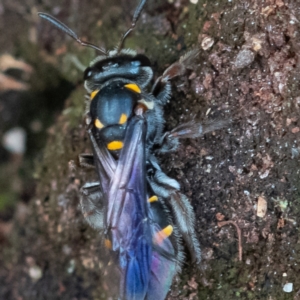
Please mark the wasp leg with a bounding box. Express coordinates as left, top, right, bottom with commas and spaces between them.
168, 192, 201, 264
148, 160, 201, 264
157, 119, 229, 153
78, 153, 95, 169
152, 49, 199, 104
80, 182, 104, 230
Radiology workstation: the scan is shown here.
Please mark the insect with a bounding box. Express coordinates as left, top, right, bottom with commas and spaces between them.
39, 1, 226, 299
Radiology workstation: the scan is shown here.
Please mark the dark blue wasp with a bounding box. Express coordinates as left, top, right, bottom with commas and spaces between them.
39, 1, 225, 299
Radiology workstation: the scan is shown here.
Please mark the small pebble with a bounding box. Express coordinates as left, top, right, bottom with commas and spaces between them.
29, 266, 42, 281
2, 127, 26, 154
283, 282, 293, 293
234, 49, 255, 69
201, 36, 214, 50
257, 196, 267, 218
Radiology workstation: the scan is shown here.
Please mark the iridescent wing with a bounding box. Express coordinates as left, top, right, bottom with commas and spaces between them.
87, 114, 178, 300
88, 115, 151, 299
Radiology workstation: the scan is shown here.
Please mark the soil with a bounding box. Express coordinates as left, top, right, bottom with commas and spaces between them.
1, 0, 300, 299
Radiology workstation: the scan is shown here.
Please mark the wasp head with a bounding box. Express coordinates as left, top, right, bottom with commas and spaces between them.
84, 50, 153, 92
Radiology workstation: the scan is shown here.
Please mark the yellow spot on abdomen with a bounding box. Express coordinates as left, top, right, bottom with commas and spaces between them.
153, 225, 173, 245
94, 118, 104, 129
107, 141, 124, 150
90, 90, 99, 100
105, 239, 112, 250
119, 113, 127, 124
124, 83, 141, 93
148, 195, 158, 203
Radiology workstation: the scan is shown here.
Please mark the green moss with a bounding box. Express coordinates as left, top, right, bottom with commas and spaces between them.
0, 192, 17, 211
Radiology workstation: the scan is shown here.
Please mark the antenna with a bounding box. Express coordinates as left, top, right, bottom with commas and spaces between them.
117, 0, 147, 52
38, 12, 107, 55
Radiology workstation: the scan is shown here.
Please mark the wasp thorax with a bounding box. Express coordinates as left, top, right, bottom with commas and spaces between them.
89, 80, 143, 155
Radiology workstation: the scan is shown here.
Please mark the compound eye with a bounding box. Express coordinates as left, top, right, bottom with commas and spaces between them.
131, 60, 141, 67
84, 67, 93, 80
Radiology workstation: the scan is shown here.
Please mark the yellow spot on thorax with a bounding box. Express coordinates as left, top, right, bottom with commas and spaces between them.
90, 90, 99, 100
138, 99, 154, 110
107, 141, 124, 150
119, 113, 127, 124
148, 196, 158, 203
105, 239, 112, 250
124, 83, 141, 93
94, 118, 104, 129
153, 225, 173, 245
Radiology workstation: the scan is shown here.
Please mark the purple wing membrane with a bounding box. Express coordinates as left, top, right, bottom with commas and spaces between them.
93, 116, 151, 299
108, 116, 151, 299
91, 115, 177, 299
147, 224, 177, 300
